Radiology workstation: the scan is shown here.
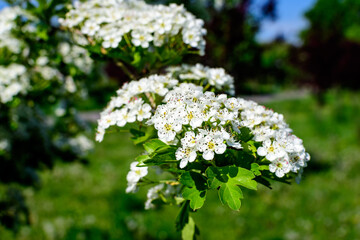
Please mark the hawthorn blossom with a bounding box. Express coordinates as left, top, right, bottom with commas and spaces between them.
126, 161, 148, 193
97, 74, 310, 178
59, 0, 207, 53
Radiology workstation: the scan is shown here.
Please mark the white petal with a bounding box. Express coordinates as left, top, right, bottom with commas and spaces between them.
266, 153, 276, 161
275, 170, 285, 178
269, 164, 276, 173
215, 143, 226, 154
189, 151, 197, 162
180, 159, 188, 168
257, 147, 267, 156
203, 150, 214, 160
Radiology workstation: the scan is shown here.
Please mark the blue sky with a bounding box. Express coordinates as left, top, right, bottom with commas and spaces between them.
256, 0, 316, 44
0, 0, 316, 44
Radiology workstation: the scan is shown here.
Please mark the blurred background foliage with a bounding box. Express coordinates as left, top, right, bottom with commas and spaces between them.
297, 0, 360, 100
0, 0, 360, 239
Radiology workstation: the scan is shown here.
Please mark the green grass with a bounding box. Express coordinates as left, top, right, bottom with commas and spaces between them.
1, 90, 360, 239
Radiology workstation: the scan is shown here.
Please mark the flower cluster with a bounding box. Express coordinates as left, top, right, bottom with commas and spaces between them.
0, 6, 27, 54
166, 64, 235, 95
0, 64, 29, 103
147, 83, 310, 177
96, 64, 237, 142
58, 42, 94, 74
97, 70, 310, 179
96, 75, 179, 142
59, 0, 206, 54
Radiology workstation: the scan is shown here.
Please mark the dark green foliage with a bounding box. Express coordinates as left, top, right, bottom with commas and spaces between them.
297, 0, 360, 92
148, 0, 283, 94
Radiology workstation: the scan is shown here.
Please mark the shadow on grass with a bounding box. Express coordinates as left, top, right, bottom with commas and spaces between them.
302, 151, 332, 176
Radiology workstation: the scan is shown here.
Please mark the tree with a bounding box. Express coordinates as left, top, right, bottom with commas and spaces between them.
148, 0, 278, 94
297, 0, 360, 97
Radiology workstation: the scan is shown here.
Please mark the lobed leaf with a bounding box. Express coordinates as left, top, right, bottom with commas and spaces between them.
182, 187, 206, 210
175, 200, 190, 232
180, 172, 207, 190
181, 217, 199, 240
219, 183, 243, 211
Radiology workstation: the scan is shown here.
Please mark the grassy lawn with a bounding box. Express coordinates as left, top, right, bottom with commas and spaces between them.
1, 90, 359, 240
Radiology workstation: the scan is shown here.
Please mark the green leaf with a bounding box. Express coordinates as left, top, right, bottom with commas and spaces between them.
241, 141, 257, 157
182, 187, 206, 210
131, 52, 142, 66
238, 127, 253, 142
251, 163, 261, 176
130, 128, 144, 137
143, 139, 169, 154
149, 147, 176, 161
182, 217, 197, 240
231, 167, 258, 190
175, 200, 190, 231
254, 176, 272, 189
180, 172, 207, 190
131, 127, 156, 145
233, 150, 255, 168
219, 183, 243, 210
205, 167, 227, 189
141, 145, 177, 166
259, 165, 269, 171
135, 155, 150, 163
180, 172, 195, 188
205, 166, 257, 210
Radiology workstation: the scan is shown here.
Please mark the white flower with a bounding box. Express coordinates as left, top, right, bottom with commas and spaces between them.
136, 103, 152, 121
176, 147, 197, 168
81, 20, 100, 36
257, 139, 286, 161
269, 156, 291, 178
116, 108, 137, 127
155, 118, 182, 142
144, 184, 164, 210
126, 161, 148, 193
197, 130, 227, 160
102, 33, 122, 48
131, 30, 153, 48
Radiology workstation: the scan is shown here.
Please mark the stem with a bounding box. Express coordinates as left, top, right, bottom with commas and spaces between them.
210, 160, 217, 167
145, 92, 156, 109
123, 34, 132, 49
141, 178, 179, 185
106, 128, 130, 134
116, 61, 136, 80
203, 84, 211, 91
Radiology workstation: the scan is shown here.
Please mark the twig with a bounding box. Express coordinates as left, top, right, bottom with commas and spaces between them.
116, 61, 136, 80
